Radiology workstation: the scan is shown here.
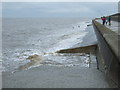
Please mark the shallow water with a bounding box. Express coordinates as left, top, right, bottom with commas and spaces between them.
2, 18, 97, 72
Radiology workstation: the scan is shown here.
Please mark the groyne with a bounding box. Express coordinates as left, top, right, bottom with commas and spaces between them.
56, 44, 97, 54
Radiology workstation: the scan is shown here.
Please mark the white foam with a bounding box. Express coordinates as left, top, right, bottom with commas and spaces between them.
3, 18, 93, 72
47, 21, 89, 52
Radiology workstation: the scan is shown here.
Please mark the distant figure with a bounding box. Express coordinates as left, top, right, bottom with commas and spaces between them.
107, 16, 111, 26
78, 26, 80, 28
72, 27, 74, 29
101, 16, 106, 25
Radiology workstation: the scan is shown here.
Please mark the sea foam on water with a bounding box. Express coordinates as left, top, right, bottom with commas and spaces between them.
2, 18, 96, 72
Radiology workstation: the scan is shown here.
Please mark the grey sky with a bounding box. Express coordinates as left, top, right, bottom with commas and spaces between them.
2, 2, 118, 18
1, 0, 119, 2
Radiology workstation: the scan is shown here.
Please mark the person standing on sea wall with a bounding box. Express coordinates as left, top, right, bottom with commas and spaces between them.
101, 16, 106, 25
107, 16, 111, 26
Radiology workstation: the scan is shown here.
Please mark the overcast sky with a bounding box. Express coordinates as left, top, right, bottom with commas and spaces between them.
1, 0, 119, 2
1, 2, 118, 18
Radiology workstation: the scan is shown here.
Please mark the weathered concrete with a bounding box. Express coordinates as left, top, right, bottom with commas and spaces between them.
93, 21, 119, 61
111, 13, 120, 22
56, 44, 97, 54
2, 65, 109, 88
92, 20, 120, 88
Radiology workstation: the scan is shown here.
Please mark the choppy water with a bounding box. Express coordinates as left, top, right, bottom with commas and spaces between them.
2, 18, 97, 72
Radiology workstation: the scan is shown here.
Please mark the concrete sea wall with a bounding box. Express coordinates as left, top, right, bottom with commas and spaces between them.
92, 20, 120, 88
56, 16, 120, 88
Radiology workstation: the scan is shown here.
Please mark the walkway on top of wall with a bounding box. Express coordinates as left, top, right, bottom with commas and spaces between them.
96, 19, 120, 35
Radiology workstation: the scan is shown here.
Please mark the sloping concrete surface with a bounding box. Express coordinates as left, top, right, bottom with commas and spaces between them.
2, 65, 110, 88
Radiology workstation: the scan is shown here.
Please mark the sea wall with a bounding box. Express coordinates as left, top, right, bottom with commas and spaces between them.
92, 20, 120, 88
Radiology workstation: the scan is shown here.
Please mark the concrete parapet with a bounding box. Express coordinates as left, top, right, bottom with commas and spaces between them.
111, 16, 119, 22
111, 13, 120, 22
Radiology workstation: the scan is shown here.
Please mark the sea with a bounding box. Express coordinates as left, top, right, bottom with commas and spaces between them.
2, 18, 97, 72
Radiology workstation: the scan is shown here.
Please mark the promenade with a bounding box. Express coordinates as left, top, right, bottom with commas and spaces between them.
97, 19, 120, 35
